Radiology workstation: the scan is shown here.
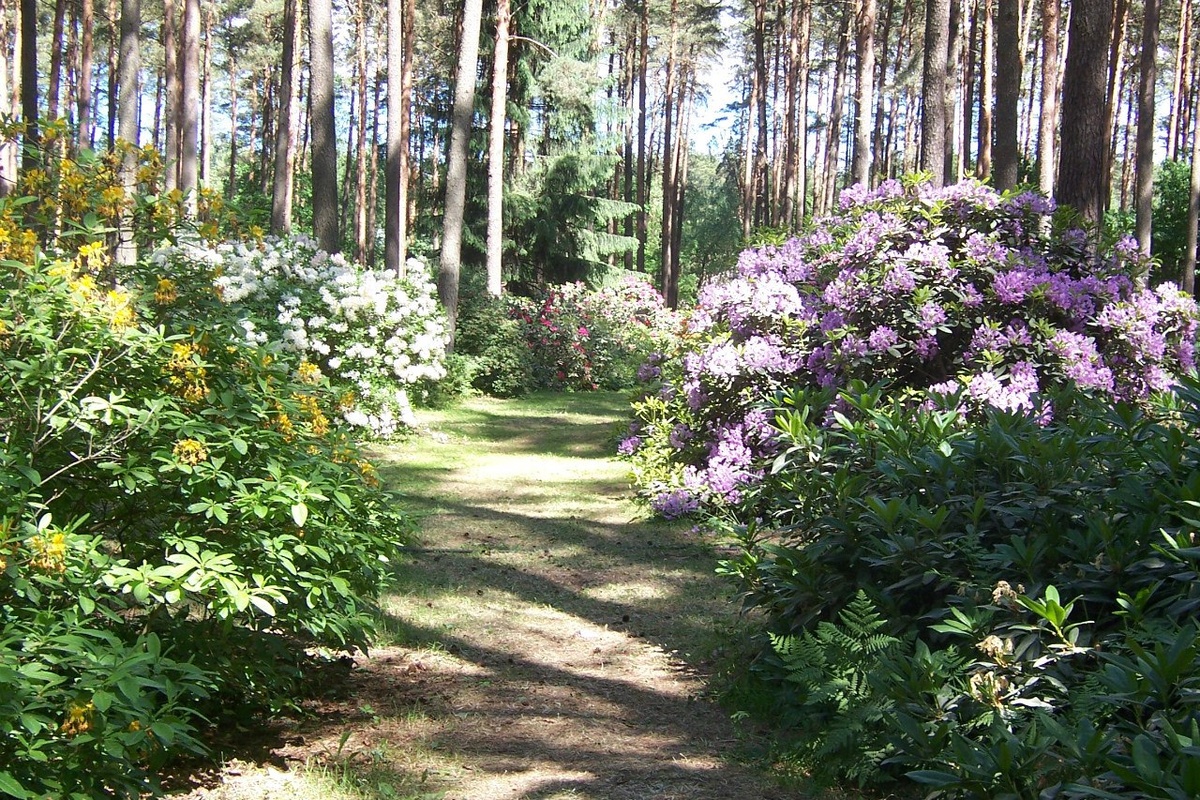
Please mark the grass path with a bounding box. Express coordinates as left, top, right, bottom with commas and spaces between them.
183, 392, 788, 800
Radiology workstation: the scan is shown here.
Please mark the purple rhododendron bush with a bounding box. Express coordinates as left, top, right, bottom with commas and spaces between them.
622, 179, 1198, 518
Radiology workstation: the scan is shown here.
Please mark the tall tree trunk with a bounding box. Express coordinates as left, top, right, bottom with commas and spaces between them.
179, 0, 199, 212
946, 0, 963, 181
661, 0, 681, 305
271, 0, 299, 233
309, 0, 339, 253
438, 0, 483, 349
401, 0, 415, 255
77, 0, 94, 149
48, 0, 66, 120
741, 75, 756, 233
994, 0, 1021, 189
871, 0, 894, 182
354, 2, 369, 263
852, 0, 876, 185
384, 0, 405, 275
226, 53, 237, 199
977, 0, 993, 179
1102, 0, 1128, 212
922, 0, 951, 185
824, 12, 851, 209
1038, 0, 1060, 193
20, 0, 37, 173
962, 1, 978, 174
116, 0, 140, 266
1134, 0, 1159, 255
107, 0, 117, 147
163, 0, 178, 191
1058, 0, 1114, 226
485, 0, 510, 297
1169, 0, 1192, 161
200, 4, 212, 184
636, 0, 649, 269
1184, 92, 1200, 295
795, 0, 811, 220
0, 0, 14, 193
752, 0, 769, 225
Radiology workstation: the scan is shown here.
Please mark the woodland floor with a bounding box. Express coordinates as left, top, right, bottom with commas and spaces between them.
172, 392, 796, 800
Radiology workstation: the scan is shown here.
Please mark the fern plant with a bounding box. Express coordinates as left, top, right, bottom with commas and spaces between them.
769, 590, 902, 787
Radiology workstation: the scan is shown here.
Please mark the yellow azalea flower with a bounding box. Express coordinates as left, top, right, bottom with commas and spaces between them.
155, 277, 178, 305
172, 438, 209, 466
296, 361, 322, 385
29, 531, 68, 573
61, 701, 95, 736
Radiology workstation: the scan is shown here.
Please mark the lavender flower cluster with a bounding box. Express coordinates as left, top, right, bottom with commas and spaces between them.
623, 179, 1198, 518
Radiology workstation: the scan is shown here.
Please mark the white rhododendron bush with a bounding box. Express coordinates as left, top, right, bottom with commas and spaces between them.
153, 235, 447, 436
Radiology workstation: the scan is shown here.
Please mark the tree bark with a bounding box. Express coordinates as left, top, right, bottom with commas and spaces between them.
485, 0, 510, 297
179, 0, 199, 212
200, 4, 212, 184
823, 12, 851, 209
661, 0, 681, 305
1101, 0, 1128, 212
271, 0, 300, 234
994, 0, 1021, 189
48, 0, 66, 120
1037, 0, 1060, 194
385, 0, 405, 275
921, 0, 950, 185
354, 1, 369, 263
1168, 0, 1192, 161
1057, 0, 1113, 226
1134, 0, 1159, 255
20, 0, 37, 173
116, 0, 140, 266
636, 0, 648, 270
1184, 93, 1200, 295
851, 0, 876, 186
164, 0, 179, 191
309, 0, 340, 253
77, 0, 94, 150
977, 0, 993, 179
438, 0, 483, 350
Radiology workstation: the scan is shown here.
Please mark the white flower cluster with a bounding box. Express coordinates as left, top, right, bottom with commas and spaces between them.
154, 236, 447, 437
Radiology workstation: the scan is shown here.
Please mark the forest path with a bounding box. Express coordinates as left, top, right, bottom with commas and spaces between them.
184, 392, 790, 800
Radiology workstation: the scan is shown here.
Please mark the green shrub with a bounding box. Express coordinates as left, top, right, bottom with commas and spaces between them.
0, 182, 412, 795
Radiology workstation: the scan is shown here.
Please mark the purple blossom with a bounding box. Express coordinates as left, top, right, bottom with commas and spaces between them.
993, 269, 1041, 304
651, 489, 699, 519
618, 436, 642, 455
918, 301, 948, 332
868, 326, 900, 353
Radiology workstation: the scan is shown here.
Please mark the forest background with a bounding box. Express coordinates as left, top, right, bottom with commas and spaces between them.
4, 0, 1198, 320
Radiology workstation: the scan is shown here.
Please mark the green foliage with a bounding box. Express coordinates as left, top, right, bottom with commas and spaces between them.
717, 379, 1200, 794
0, 164, 413, 794
453, 291, 534, 398
767, 591, 901, 787
1151, 159, 1193, 285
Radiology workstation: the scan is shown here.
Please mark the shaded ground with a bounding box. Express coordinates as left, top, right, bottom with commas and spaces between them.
179, 392, 792, 800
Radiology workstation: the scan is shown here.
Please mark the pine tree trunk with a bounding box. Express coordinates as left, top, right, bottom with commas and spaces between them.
48, 0, 66, 120
20, 0, 37, 173
385, 0, 405, 275
962, 1, 977, 174
116, 0, 140, 266
368, 70, 381, 266
636, 0, 648, 270
77, 0, 94, 150
1184, 97, 1199, 294
1134, 0, 1159, 255
438, 0, 483, 349
226, 54, 237, 199
486, 0, 510, 297
271, 0, 299, 234
107, 0, 117, 147
661, 0, 681, 305
0, 0, 14, 194
180, 0, 199, 213
946, 0, 963, 181
1169, 0, 1193, 161
163, 0, 178, 191
852, 0, 876, 186
200, 5, 212, 184
795, 0, 811, 220
309, 0, 340, 253
1038, 0, 1060, 194
753, 0, 769, 225
824, 12, 851, 208
354, 2, 369, 263
401, 0, 415, 255
1058, 0, 1113, 226
923, 0, 951, 185
1102, 0, 1129, 212
977, 0, 993, 179
871, 0, 895, 181
994, 0, 1020, 189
